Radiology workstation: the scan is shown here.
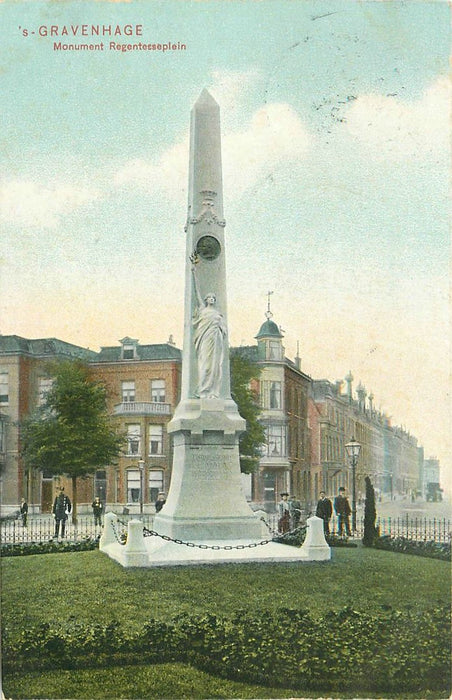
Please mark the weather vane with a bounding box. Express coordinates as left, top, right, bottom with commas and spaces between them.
265, 290, 274, 319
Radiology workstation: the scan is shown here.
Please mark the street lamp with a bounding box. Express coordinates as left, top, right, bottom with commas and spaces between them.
345, 437, 361, 533
138, 459, 145, 515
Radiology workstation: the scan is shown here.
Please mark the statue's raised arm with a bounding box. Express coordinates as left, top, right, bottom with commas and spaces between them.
190, 252, 204, 308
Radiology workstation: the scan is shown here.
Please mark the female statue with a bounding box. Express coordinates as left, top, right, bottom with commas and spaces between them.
190, 254, 227, 398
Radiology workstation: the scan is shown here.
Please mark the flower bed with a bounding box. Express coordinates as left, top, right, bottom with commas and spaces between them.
272, 527, 358, 548
374, 535, 451, 561
0, 537, 99, 557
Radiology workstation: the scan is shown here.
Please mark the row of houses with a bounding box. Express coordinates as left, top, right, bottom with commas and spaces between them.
0, 313, 433, 515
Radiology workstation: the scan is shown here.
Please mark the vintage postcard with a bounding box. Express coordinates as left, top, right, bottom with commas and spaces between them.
0, 0, 450, 699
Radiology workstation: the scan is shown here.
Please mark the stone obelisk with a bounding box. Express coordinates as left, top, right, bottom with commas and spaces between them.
153, 89, 263, 541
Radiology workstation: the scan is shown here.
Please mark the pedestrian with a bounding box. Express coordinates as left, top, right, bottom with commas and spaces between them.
315, 491, 332, 535
91, 496, 103, 526
288, 495, 302, 529
334, 487, 352, 537
20, 498, 28, 527
155, 492, 166, 513
278, 492, 290, 534
52, 487, 72, 539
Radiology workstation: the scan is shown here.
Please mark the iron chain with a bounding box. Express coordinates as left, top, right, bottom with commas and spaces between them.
142, 526, 272, 549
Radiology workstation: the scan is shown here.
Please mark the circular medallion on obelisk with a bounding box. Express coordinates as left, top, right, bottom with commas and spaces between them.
196, 235, 221, 261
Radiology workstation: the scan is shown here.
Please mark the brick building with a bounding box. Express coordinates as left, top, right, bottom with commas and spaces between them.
309, 372, 421, 507
232, 312, 311, 511
0, 331, 429, 516
89, 337, 181, 513
0, 336, 97, 515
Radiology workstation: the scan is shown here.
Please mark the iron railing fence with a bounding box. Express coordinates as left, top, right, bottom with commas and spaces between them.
375, 516, 451, 543
1, 512, 450, 546
0, 514, 155, 545
264, 513, 451, 543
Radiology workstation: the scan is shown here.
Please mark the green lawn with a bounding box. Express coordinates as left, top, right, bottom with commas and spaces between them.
2, 546, 449, 633
2, 547, 450, 700
5, 663, 447, 700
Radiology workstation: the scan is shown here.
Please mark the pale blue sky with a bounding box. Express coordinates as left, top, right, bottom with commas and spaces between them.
1, 0, 450, 486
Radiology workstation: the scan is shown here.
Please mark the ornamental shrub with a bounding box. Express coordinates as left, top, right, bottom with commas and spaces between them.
273, 528, 357, 548
374, 535, 451, 561
3, 606, 450, 695
362, 475, 378, 547
0, 537, 99, 557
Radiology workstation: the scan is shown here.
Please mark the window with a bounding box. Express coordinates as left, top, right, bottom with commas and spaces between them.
151, 379, 166, 403
120, 338, 138, 360
269, 341, 281, 360
0, 419, 5, 452
126, 424, 141, 455
269, 381, 282, 409
0, 373, 8, 404
38, 377, 53, 406
264, 424, 286, 457
149, 425, 163, 455
115, 470, 120, 503
94, 470, 107, 501
149, 469, 164, 502
122, 381, 135, 403
127, 469, 141, 503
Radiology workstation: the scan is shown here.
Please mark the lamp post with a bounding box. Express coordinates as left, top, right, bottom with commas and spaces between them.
138, 459, 145, 515
345, 437, 361, 533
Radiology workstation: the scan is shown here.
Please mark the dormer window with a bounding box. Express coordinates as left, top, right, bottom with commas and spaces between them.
120, 337, 139, 361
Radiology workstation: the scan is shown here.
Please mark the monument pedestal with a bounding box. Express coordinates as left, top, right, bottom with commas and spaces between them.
100, 513, 331, 567
153, 398, 263, 541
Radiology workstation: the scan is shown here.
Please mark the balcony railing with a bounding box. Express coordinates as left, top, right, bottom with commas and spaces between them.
113, 402, 171, 416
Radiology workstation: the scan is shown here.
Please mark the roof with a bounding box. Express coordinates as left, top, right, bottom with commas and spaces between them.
255, 319, 284, 339
0, 335, 97, 360
94, 343, 182, 363
230, 345, 259, 362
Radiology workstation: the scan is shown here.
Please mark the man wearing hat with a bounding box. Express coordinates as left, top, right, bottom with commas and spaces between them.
91, 496, 103, 527
316, 491, 333, 535
278, 492, 290, 534
52, 487, 72, 539
155, 492, 166, 513
334, 486, 352, 537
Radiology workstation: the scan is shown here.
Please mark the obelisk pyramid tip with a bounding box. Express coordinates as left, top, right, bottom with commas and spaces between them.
194, 88, 219, 109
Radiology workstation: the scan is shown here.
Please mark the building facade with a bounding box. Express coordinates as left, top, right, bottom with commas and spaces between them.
232, 313, 311, 511
0, 336, 97, 515
0, 331, 431, 517
89, 337, 181, 514
309, 373, 421, 507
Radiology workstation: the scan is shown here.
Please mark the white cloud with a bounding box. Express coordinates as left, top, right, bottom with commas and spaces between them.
0, 180, 99, 228
208, 68, 262, 115
115, 102, 311, 201
345, 76, 450, 159
113, 137, 189, 200
223, 103, 310, 197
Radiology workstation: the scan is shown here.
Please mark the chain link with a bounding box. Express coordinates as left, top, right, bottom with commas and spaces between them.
113, 516, 301, 550
110, 518, 128, 546
260, 515, 307, 539
142, 526, 273, 549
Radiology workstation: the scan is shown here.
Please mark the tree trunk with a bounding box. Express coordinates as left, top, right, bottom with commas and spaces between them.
72, 475, 78, 525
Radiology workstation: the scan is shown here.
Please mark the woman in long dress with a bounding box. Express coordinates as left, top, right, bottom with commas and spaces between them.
191, 261, 227, 399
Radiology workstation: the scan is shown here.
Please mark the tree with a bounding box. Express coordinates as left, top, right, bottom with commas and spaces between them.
362, 475, 378, 547
21, 360, 125, 523
230, 351, 266, 473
